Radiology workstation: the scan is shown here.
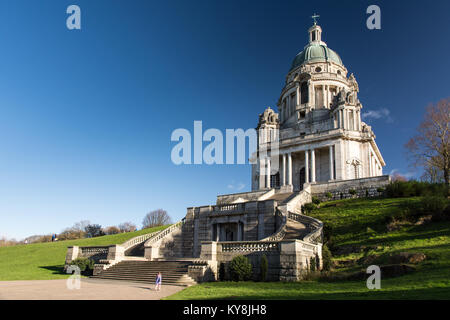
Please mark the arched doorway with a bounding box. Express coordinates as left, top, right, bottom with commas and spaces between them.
299, 167, 306, 190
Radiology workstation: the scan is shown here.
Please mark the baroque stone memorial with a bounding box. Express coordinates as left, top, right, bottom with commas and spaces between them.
66, 21, 390, 284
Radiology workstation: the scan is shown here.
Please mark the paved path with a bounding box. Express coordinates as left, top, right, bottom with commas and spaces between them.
0, 278, 185, 300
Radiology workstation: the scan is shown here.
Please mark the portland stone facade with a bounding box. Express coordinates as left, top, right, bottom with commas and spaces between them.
67, 21, 390, 284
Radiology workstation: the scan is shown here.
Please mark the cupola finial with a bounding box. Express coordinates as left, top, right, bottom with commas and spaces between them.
311, 13, 320, 25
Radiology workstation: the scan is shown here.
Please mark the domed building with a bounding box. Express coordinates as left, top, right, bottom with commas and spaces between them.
252, 21, 386, 191
76, 20, 391, 284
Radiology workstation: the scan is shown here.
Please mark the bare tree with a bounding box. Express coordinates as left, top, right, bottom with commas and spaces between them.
104, 226, 120, 235
72, 220, 91, 233
142, 209, 172, 229
118, 222, 137, 233
405, 98, 449, 186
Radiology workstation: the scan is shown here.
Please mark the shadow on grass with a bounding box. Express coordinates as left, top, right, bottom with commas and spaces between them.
39, 265, 66, 275
190, 286, 450, 300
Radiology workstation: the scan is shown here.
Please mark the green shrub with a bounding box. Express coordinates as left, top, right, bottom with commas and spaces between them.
386, 181, 448, 198
310, 256, 317, 272
260, 255, 268, 282
322, 245, 332, 271
365, 189, 369, 197
393, 196, 450, 222
70, 258, 95, 276
377, 187, 385, 193
303, 203, 317, 214
229, 256, 252, 281
326, 192, 333, 199
349, 189, 357, 196
312, 196, 321, 205
323, 223, 333, 245
366, 227, 376, 236
218, 262, 226, 281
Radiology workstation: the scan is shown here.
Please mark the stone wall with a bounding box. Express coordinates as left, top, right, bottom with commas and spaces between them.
183, 200, 280, 258
310, 175, 390, 201
199, 240, 321, 282
65, 245, 109, 265
216, 189, 271, 205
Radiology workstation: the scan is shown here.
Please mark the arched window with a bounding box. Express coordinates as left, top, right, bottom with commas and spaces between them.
301, 82, 309, 104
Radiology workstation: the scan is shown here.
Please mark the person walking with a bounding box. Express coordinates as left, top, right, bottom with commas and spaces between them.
154, 272, 162, 291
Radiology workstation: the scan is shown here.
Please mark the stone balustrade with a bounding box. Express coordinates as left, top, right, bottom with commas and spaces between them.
220, 241, 280, 253
199, 238, 321, 281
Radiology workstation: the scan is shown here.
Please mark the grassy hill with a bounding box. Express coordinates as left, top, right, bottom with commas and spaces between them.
0, 225, 167, 281
166, 197, 450, 299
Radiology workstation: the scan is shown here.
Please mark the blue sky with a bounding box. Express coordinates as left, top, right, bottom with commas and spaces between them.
0, 0, 449, 239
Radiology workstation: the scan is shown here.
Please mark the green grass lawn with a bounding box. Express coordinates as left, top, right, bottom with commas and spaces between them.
0, 225, 167, 281
166, 197, 450, 300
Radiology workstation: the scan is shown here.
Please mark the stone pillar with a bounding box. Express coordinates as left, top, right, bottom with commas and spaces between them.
321, 85, 325, 108
311, 149, 316, 182
296, 85, 300, 106
199, 241, 217, 261
107, 245, 125, 261
329, 145, 334, 180
305, 150, 309, 183
237, 223, 242, 241
282, 154, 286, 186
287, 153, 292, 185
358, 110, 362, 131
266, 157, 271, 188
215, 224, 219, 241
353, 110, 357, 131
65, 246, 80, 265
259, 157, 265, 190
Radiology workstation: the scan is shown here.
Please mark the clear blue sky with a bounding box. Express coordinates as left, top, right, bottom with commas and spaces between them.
1, 0, 449, 240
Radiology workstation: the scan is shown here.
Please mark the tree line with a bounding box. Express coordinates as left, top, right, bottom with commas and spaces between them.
1, 209, 172, 247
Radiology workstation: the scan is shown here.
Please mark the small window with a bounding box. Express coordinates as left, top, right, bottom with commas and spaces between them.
337, 70, 341, 75
312, 32, 316, 41
315, 67, 322, 73
300, 111, 306, 119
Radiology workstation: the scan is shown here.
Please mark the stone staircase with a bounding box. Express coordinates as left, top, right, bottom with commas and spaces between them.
282, 218, 309, 240
92, 260, 197, 286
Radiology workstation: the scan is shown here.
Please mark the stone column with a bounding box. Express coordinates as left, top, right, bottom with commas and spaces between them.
353, 110, 357, 131
282, 154, 286, 186
358, 110, 362, 131
311, 149, 316, 182
287, 153, 292, 185
65, 246, 80, 265
329, 145, 334, 180
266, 157, 271, 188
237, 223, 242, 241
305, 150, 309, 183
321, 85, 325, 108
259, 157, 265, 190
296, 85, 300, 106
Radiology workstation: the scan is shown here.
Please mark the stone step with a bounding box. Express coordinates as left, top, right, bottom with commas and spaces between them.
93, 260, 197, 286
282, 218, 308, 240
91, 276, 196, 285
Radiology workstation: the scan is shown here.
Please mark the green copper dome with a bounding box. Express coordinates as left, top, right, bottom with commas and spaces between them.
290, 43, 343, 70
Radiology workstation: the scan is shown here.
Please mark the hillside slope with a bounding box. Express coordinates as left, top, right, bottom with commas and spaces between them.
166, 197, 450, 299
0, 225, 168, 281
